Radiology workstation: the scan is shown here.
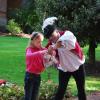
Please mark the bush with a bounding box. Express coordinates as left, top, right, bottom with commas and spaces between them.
8, 0, 39, 34
7, 19, 22, 35
39, 80, 58, 100
15, 8, 39, 34
0, 82, 24, 100
0, 81, 72, 100
0, 81, 57, 100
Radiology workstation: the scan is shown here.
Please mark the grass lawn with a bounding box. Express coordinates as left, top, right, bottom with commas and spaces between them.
0, 36, 100, 95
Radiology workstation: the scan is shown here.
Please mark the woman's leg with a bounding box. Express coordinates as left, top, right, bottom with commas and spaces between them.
55, 70, 71, 100
73, 65, 86, 100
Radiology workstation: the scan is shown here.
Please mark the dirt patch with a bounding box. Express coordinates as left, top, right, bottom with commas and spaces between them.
16, 33, 31, 38
64, 91, 100, 100
0, 32, 31, 38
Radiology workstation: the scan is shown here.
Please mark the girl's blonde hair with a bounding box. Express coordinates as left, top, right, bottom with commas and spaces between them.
27, 32, 44, 47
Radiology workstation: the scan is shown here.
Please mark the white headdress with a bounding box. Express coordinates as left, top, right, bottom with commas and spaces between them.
42, 17, 58, 31
31, 32, 38, 35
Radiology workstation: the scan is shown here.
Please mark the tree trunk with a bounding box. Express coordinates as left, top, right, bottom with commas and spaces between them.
88, 37, 96, 66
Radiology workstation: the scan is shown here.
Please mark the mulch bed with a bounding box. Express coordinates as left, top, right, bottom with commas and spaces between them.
64, 91, 100, 100
0, 32, 8, 36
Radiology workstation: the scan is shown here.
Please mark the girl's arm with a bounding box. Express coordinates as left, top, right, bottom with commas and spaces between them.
26, 48, 47, 57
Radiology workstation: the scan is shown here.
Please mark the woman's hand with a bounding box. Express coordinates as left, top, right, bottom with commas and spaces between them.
55, 41, 62, 48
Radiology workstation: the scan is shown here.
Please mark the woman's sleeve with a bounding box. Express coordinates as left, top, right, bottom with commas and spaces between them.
58, 31, 76, 50
45, 40, 52, 48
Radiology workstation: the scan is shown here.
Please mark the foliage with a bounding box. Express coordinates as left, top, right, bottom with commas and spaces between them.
0, 81, 58, 100
6, 19, 22, 35
0, 82, 24, 100
8, 0, 39, 34
35, 0, 100, 64
35, 0, 100, 46
39, 80, 58, 100
0, 78, 100, 100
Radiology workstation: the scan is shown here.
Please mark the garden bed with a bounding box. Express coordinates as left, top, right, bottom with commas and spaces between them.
0, 81, 100, 100
0, 80, 78, 100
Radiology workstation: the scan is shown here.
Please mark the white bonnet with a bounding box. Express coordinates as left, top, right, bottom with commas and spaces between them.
42, 17, 58, 31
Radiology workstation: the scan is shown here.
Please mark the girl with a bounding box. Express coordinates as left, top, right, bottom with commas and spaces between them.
24, 32, 57, 100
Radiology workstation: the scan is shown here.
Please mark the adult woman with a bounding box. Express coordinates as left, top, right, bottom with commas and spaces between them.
42, 17, 87, 100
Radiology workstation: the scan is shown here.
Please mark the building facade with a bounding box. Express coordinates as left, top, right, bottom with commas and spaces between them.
0, 0, 23, 29
0, 0, 7, 26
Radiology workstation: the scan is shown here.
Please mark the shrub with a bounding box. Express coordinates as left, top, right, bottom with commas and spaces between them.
0, 81, 72, 100
7, 19, 22, 35
0, 81, 57, 100
0, 82, 24, 100
39, 80, 58, 100
8, 0, 39, 34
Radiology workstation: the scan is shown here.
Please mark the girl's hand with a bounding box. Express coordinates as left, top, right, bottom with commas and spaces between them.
52, 50, 56, 56
48, 45, 54, 54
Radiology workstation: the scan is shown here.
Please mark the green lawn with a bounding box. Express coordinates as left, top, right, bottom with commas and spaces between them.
0, 36, 100, 95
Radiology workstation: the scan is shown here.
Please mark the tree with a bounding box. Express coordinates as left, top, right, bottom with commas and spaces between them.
9, 0, 39, 34
35, 0, 100, 65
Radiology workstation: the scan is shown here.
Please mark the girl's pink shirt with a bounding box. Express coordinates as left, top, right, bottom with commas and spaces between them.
26, 47, 47, 74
